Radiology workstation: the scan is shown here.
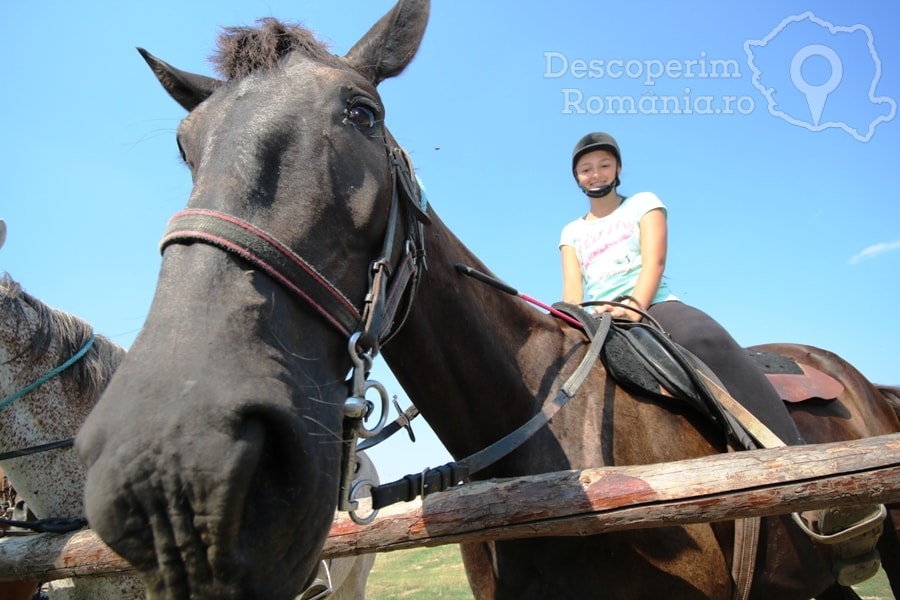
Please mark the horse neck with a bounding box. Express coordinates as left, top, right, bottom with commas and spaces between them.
0, 371, 92, 517
0, 294, 122, 518
0, 347, 143, 598
0, 333, 97, 518
383, 210, 573, 460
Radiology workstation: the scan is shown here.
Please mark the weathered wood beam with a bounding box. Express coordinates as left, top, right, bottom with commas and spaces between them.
2, 433, 899, 582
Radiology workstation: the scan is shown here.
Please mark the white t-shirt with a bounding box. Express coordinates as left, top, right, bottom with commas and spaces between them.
559, 191, 677, 305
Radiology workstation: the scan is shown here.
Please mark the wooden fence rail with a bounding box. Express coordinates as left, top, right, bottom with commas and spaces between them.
2, 433, 900, 582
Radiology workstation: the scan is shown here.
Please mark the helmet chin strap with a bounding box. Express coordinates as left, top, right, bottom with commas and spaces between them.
582, 183, 615, 198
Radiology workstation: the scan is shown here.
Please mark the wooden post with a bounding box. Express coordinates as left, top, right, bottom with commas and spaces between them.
2, 433, 900, 582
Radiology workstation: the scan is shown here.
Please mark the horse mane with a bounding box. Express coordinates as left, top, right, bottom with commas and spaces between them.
212, 18, 341, 81
0, 274, 125, 404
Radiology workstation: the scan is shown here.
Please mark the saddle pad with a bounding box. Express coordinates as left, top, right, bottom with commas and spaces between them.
749, 349, 844, 403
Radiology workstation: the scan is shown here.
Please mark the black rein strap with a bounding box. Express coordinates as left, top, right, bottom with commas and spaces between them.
0, 516, 87, 535
0, 437, 75, 462
370, 312, 612, 509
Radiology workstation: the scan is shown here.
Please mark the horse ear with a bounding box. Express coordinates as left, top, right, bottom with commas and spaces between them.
137, 47, 222, 112
345, 0, 430, 85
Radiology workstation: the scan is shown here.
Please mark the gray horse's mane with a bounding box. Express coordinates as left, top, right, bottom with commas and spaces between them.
213, 18, 342, 81
0, 273, 125, 405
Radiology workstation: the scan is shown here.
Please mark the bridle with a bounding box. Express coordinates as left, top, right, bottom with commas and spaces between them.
159, 140, 430, 524
160, 145, 429, 352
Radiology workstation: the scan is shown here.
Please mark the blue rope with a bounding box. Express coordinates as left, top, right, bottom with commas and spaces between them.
0, 334, 96, 411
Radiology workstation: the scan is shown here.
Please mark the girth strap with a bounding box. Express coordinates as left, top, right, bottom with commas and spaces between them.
370, 312, 612, 509
552, 303, 771, 600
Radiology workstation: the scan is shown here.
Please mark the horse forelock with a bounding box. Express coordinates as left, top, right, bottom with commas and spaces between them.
212, 18, 342, 81
0, 273, 124, 405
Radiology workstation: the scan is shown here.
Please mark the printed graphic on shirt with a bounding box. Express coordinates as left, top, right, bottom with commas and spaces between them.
579, 219, 637, 281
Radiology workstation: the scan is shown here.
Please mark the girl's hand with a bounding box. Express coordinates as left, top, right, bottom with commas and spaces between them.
612, 305, 642, 321
593, 302, 642, 321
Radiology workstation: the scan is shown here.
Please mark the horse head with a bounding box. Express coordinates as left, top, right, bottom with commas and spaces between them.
76, 2, 430, 598
0, 274, 124, 519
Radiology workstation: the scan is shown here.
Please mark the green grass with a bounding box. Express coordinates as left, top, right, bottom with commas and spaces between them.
366, 545, 472, 599
854, 568, 894, 599
366, 545, 896, 599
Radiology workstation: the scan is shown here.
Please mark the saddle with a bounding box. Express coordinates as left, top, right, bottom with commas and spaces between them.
552, 302, 885, 588
551, 302, 844, 450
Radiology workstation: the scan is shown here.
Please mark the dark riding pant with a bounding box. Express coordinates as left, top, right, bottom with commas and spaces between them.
648, 300, 805, 446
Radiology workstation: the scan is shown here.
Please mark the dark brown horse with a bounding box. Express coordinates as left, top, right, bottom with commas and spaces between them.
76, 1, 899, 598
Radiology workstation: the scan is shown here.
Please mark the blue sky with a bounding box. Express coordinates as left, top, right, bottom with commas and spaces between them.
2, 1, 898, 482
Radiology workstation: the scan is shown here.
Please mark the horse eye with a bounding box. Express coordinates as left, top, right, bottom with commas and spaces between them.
176, 137, 191, 168
176, 141, 187, 163
346, 104, 377, 132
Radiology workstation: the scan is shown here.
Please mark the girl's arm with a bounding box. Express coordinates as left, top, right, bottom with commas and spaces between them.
560, 245, 584, 305
625, 207, 668, 318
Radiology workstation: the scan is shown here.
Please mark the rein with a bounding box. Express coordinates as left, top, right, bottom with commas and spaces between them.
369, 312, 611, 509
0, 438, 75, 462
0, 335, 95, 411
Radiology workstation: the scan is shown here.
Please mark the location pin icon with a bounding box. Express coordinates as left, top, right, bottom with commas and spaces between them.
790, 44, 843, 126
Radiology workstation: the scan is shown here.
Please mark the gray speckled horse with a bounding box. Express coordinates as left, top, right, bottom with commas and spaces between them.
0, 273, 144, 599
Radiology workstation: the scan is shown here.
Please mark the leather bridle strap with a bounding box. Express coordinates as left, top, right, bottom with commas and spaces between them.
357, 147, 428, 351
158, 148, 428, 354
160, 209, 362, 338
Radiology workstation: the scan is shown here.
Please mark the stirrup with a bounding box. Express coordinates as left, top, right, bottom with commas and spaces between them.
792, 505, 887, 586
297, 560, 334, 600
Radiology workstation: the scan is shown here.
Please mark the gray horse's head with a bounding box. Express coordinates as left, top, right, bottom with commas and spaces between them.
76, 2, 429, 598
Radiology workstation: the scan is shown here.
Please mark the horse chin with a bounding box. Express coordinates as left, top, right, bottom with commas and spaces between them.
79, 378, 340, 599
85, 400, 335, 599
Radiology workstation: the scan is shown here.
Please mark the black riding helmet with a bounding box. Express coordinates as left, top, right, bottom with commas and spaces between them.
571, 132, 621, 188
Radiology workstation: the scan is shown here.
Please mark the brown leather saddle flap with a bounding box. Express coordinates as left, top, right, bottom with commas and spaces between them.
766, 363, 844, 403
747, 348, 844, 403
